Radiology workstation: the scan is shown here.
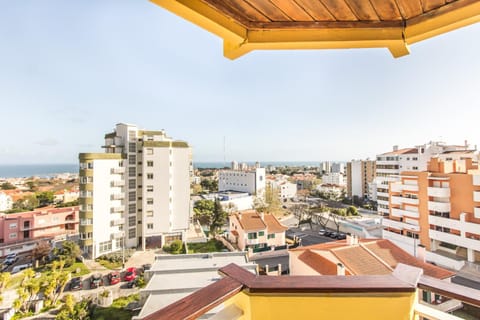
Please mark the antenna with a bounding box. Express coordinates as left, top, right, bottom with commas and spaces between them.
223, 136, 226, 168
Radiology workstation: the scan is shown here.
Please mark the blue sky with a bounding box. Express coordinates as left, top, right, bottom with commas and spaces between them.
1, 1, 479, 164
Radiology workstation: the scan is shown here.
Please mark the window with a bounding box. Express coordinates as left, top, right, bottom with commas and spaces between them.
129, 155, 136, 165
147, 198, 154, 205
9, 233, 17, 239
87, 162, 94, 169
115, 238, 122, 249
129, 179, 136, 189
146, 148, 153, 155
99, 241, 112, 254
147, 185, 154, 192
267, 233, 275, 239
258, 231, 265, 237
128, 204, 136, 214
129, 167, 136, 177
129, 216, 136, 227
129, 191, 136, 202
128, 228, 136, 239
9, 223, 17, 229
128, 142, 136, 152
248, 232, 257, 240
147, 173, 154, 179
147, 161, 154, 167
147, 223, 153, 229
146, 210, 154, 217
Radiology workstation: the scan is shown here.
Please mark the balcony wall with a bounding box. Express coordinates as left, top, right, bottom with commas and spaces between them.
428, 201, 451, 212
391, 208, 419, 219
429, 230, 480, 251
428, 187, 450, 198
474, 191, 480, 202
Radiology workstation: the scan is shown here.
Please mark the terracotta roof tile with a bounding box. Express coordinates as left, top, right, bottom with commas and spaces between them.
298, 250, 339, 275
381, 148, 418, 156
234, 210, 266, 231
263, 214, 288, 233
331, 246, 391, 275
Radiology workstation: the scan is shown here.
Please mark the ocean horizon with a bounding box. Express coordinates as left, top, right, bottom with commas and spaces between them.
0, 161, 326, 178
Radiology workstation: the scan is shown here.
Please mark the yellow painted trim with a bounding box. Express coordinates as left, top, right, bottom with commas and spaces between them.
150, 0, 247, 43
151, 0, 480, 59
79, 153, 122, 161
405, 1, 480, 44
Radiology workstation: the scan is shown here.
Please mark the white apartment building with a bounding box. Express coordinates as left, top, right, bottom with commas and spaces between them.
267, 178, 297, 200
376, 141, 475, 216
346, 159, 376, 199
79, 123, 192, 258
321, 173, 345, 186
0, 192, 13, 212
78, 154, 125, 258
218, 168, 266, 197
319, 161, 331, 173
331, 162, 345, 174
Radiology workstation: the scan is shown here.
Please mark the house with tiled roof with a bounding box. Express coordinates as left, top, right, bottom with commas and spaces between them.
228, 210, 287, 251
289, 237, 462, 311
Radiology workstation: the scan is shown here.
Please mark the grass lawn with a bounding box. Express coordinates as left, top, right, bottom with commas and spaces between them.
64, 262, 90, 276
187, 239, 226, 253
97, 259, 122, 270
92, 294, 139, 320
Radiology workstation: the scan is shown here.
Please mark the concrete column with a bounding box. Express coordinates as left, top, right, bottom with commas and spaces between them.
468, 248, 475, 262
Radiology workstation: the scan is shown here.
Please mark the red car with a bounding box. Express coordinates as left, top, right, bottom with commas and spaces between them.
124, 267, 137, 282
108, 271, 121, 285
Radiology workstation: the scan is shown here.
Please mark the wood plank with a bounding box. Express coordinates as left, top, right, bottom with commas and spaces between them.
369, 0, 403, 20
344, 0, 380, 20
395, 0, 424, 19
293, 0, 336, 21
422, 0, 447, 12
243, 0, 292, 21
142, 277, 244, 320
269, 0, 315, 21
206, 0, 270, 22
407, 0, 479, 26
248, 20, 403, 29
319, 0, 359, 21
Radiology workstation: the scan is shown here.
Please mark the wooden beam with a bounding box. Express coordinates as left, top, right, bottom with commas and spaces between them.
405, 0, 480, 44
150, 0, 247, 43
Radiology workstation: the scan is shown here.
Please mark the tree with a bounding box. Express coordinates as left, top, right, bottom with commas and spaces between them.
33, 241, 51, 266
11, 194, 39, 212
36, 191, 55, 207
200, 179, 218, 192
329, 208, 346, 233
0, 272, 11, 294
346, 206, 359, 216
193, 199, 215, 226
56, 295, 91, 320
191, 184, 203, 195
26, 181, 38, 192
0, 182, 15, 190
210, 199, 227, 236
55, 240, 82, 266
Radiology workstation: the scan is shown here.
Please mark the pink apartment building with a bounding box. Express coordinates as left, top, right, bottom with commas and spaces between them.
228, 210, 287, 251
0, 206, 79, 256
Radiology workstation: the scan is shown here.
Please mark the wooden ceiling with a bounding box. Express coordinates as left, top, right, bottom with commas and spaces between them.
151, 0, 480, 59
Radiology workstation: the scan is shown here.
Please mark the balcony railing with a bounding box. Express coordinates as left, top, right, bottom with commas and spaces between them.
111, 167, 125, 174
111, 180, 125, 187
391, 208, 419, 218
428, 201, 451, 212
111, 206, 124, 213
111, 219, 124, 226
111, 232, 125, 240
110, 194, 124, 200
428, 187, 450, 198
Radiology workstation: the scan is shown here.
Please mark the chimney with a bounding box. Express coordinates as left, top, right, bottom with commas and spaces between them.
416, 245, 426, 262
346, 234, 358, 245
393, 145, 398, 152
260, 212, 265, 221
337, 263, 345, 276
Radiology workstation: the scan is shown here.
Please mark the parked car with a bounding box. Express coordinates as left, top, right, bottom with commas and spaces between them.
324, 231, 332, 237
126, 277, 139, 288
124, 267, 137, 282
329, 232, 339, 239
4, 254, 19, 266
5, 253, 18, 260
318, 229, 326, 236
11, 263, 32, 274
90, 274, 104, 289
336, 233, 347, 240
70, 277, 83, 291
108, 271, 121, 285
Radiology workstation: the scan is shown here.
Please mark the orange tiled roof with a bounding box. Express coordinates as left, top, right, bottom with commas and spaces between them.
263, 214, 288, 233
234, 210, 266, 231
293, 239, 454, 279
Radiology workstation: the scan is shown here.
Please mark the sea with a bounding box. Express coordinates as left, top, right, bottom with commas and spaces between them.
0, 161, 323, 178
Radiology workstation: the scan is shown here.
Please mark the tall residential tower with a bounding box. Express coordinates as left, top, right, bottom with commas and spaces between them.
79, 123, 192, 258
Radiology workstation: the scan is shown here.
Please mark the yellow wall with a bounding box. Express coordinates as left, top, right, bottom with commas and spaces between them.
225, 291, 417, 320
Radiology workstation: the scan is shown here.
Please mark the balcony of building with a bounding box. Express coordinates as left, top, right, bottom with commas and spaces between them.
428, 187, 450, 198
111, 206, 124, 213
111, 180, 125, 187
474, 191, 480, 202
382, 218, 420, 232
473, 175, 480, 186
111, 167, 125, 174
475, 207, 480, 219
111, 231, 125, 240
429, 230, 480, 252
111, 219, 124, 226
428, 201, 451, 212
111, 193, 124, 201
391, 208, 419, 219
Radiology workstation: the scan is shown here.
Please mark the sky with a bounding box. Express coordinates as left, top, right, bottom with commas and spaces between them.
1, 1, 479, 165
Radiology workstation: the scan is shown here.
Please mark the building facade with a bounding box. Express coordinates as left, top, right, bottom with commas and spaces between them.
79, 123, 192, 258
0, 192, 13, 212
375, 141, 476, 216
321, 173, 345, 186
218, 168, 265, 197
228, 210, 287, 251
382, 157, 480, 269
0, 206, 79, 255
346, 159, 376, 199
